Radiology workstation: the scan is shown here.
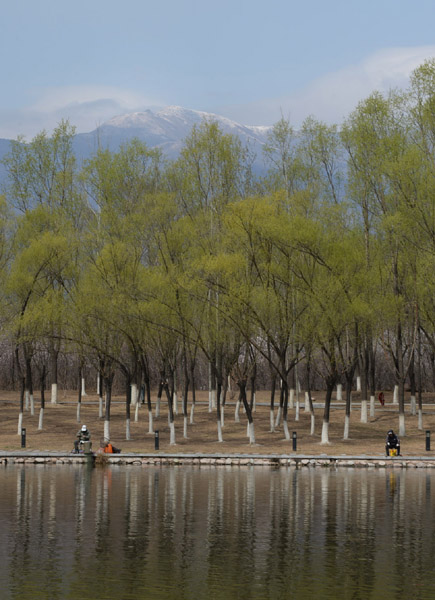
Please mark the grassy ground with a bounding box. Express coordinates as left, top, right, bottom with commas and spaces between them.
1, 389, 435, 456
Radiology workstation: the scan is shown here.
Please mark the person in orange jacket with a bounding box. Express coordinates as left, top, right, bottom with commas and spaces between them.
99, 440, 121, 454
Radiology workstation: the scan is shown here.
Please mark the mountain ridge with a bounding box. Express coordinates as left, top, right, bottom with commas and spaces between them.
0, 106, 272, 184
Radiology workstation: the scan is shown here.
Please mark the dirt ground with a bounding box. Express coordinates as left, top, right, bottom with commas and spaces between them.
1, 389, 435, 456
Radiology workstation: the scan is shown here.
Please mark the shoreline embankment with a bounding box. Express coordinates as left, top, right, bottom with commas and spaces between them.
2, 452, 435, 469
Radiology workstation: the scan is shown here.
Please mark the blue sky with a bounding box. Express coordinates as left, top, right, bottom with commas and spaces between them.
1, 0, 435, 138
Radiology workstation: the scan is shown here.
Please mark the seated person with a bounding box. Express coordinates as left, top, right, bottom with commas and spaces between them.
386, 429, 400, 456
74, 424, 91, 453
99, 439, 121, 454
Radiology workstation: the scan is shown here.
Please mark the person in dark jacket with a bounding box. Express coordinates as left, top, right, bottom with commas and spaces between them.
386, 429, 400, 456
74, 424, 91, 453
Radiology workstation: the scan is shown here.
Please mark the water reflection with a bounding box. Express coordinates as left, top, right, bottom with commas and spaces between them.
1, 465, 435, 599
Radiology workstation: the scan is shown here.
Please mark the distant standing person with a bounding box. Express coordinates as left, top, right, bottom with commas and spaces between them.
378, 392, 385, 406
386, 429, 400, 456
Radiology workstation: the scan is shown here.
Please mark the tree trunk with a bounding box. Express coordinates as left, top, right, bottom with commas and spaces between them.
409, 352, 416, 416
50, 348, 59, 404
216, 380, 223, 442
17, 377, 25, 435
189, 362, 196, 424
417, 325, 423, 430
321, 376, 336, 444
343, 378, 352, 440
77, 365, 82, 423
125, 375, 132, 441
269, 376, 276, 432
104, 375, 113, 442
238, 380, 255, 444
38, 365, 46, 431
163, 382, 176, 445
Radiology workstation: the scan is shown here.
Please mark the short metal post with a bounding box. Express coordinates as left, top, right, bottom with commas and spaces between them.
426, 430, 431, 451
21, 428, 26, 448
155, 430, 159, 451
292, 431, 297, 451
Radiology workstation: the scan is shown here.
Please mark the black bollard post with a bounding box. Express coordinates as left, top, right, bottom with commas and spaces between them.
21, 428, 26, 448
426, 430, 431, 451
292, 431, 297, 451
155, 430, 159, 451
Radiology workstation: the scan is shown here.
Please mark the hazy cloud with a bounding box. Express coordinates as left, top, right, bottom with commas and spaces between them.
219, 46, 435, 126
0, 85, 160, 139
1, 47, 435, 139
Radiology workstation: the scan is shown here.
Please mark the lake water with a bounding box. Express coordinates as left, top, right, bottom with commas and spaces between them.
1, 464, 435, 599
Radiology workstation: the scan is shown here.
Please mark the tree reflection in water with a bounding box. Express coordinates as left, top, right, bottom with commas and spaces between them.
1, 465, 435, 599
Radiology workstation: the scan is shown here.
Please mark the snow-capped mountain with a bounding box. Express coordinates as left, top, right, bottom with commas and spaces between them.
73, 105, 271, 164
0, 107, 273, 186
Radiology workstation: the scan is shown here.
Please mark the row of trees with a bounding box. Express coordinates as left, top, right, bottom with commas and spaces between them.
1, 60, 434, 445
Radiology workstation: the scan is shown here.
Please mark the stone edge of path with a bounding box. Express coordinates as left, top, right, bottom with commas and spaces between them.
1, 452, 435, 468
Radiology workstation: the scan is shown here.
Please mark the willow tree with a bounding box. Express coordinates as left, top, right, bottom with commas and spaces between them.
167, 118, 254, 425
402, 60, 435, 426
216, 195, 307, 441
6, 202, 79, 430
2, 120, 80, 405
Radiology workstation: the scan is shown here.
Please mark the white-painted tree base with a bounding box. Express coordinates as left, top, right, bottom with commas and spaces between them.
321, 421, 330, 444
337, 384, 342, 401
418, 409, 423, 430
148, 411, 153, 434
184, 416, 188, 438
221, 406, 225, 427
76, 404, 81, 423
17, 412, 23, 435
126, 418, 131, 440
275, 406, 282, 427
399, 413, 406, 437
217, 420, 223, 442
25, 390, 29, 411
30, 394, 35, 416
252, 393, 256, 412
104, 420, 110, 442
134, 403, 139, 422
289, 389, 294, 409
393, 385, 399, 405
170, 422, 176, 445
131, 383, 138, 406
370, 395, 375, 417
295, 401, 300, 422
38, 407, 44, 430
51, 383, 58, 405
248, 422, 255, 444
190, 404, 195, 424
235, 400, 241, 423
310, 414, 315, 435
304, 391, 310, 412
173, 392, 178, 416
99, 396, 103, 419
410, 395, 416, 416
155, 399, 160, 418
283, 420, 290, 441
356, 377, 361, 392
343, 414, 350, 440
360, 400, 368, 423
81, 378, 87, 396
270, 409, 275, 432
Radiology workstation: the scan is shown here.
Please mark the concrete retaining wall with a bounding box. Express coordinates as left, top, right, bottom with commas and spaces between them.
2, 453, 435, 468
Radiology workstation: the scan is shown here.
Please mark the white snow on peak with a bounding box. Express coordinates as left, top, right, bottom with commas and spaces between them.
105, 111, 155, 128
99, 106, 271, 148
